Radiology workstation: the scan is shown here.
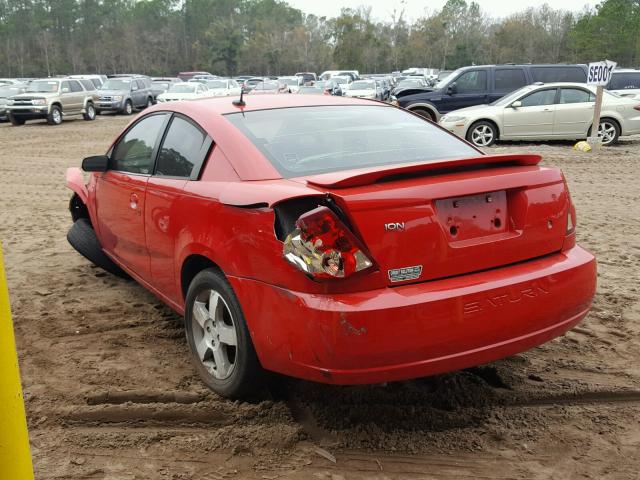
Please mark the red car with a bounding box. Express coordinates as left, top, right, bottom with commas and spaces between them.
65, 95, 596, 398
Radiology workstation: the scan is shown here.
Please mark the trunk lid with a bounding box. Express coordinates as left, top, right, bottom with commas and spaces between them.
302, 156, 570, 285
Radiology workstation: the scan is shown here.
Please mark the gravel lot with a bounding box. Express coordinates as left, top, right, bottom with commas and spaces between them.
1, 114, 639, 479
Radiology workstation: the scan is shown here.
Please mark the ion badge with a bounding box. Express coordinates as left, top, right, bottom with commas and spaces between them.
388, 265, 422, 282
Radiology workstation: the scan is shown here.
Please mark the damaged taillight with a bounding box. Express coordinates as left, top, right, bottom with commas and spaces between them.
283, 206, 373, 279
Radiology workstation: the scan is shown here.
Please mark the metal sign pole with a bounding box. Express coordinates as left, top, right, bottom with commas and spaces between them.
0, 244, 34, 480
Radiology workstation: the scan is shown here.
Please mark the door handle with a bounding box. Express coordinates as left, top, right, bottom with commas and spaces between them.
129, 193, 139, 210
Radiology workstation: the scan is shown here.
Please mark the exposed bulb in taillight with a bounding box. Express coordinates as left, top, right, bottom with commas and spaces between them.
283, 206, 373, 279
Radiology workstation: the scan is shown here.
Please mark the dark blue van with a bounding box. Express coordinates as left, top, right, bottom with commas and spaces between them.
395, 64, 588, 121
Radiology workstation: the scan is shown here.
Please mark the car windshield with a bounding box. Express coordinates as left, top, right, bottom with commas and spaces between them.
490, 85, 537, 106
434, 70, 459, 89
254, 82, 278, 90
398, 79, 424, 88
27, 80, 59, 93
225, 105, 478, 177
169, 84, 197, 93
100, 79, 131, 90
351, 81, 375, 90
206, 81, 228, 89
0, 86, 22, 97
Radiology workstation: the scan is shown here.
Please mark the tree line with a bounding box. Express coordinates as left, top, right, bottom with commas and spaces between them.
0, 0, 638, 78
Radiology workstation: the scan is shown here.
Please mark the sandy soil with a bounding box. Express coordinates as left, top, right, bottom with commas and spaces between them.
0, 114, 639, 479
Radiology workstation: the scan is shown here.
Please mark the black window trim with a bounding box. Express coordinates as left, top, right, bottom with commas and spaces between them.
107, 112, 172, 176
151, 112, 214, 181
452, 69, 488, 94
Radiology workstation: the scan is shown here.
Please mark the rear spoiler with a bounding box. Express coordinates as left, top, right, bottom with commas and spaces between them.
304, 154, 542, 189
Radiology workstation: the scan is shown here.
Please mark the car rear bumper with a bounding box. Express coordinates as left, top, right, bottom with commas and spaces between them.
229, 245, 596, 384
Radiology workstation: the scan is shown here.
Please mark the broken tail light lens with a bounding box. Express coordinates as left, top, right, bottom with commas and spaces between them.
283, 206, 373, 279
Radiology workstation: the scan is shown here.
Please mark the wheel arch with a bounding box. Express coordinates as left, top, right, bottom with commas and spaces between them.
407, 103, 440, 121
180, 253, 224, 300
466, 118, 501, 140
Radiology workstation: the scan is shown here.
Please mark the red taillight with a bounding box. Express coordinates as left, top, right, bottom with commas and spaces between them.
283, 206, 373, 279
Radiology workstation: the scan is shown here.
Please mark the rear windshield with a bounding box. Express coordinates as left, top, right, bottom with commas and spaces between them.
531, 66, 586, 83
225, 105, 479, 177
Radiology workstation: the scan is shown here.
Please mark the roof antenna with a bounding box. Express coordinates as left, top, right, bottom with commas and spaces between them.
232, 88, 245, 107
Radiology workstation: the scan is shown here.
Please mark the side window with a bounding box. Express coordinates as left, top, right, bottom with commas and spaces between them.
155, 116, 210, 178
520, 89, 557, 107
559, 88, 594, 104
136, 80, 146, 90
80, 79, 94, 91
111, 114, 168, 174
608, 73, 640, 90
494, 69, 526, 93
61, 81, 70, 93
531, 67, 587, 83
91, 78, 102, 88
68, 80, 83, 92
455, 70, 487, 94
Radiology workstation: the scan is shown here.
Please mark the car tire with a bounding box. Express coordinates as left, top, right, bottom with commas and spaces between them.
467, 120, 498, 147
589, 118, 620, 146
411, 108, 436, 122
146, 97, 154, 108
122, 100, 133, 115
67, 218, 130, 279
47, 105, 63, 125
83, 102, 96, 121
9, 115, 25, 126
184, 268, 263, 398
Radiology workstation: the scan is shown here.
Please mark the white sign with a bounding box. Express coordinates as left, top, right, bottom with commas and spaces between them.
587, 60, 617, 86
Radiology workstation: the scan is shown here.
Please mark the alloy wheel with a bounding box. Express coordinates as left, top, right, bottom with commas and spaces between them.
471, 124, 494, 146
191, 289, 238, 380
598, 121, 617, 145
87, 105, 95, 119
52, 109, 62, 124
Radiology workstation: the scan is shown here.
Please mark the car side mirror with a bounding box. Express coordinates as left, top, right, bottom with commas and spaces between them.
61, 88, 70, 93
447, 82, 457, 95
511, 100, 522, 108
82, 155, 109, 172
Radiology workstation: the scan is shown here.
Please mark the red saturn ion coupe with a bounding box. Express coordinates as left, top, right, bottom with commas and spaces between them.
65, 95, 596, 398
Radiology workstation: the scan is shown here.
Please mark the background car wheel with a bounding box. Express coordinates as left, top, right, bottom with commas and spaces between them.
184, 268, 263, 398
467, 120, 497, 147
47, 105, 63, 125
122, 100, 133, 115
411, 108, 435, 122
9, 115, 25, 126
597, 118, 620, 145
83, 103, 96, 121
146, 97, 154, 108
67, 218, 130, 279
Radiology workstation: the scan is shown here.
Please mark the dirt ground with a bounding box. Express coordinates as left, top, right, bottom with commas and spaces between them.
1, 114, 639, 480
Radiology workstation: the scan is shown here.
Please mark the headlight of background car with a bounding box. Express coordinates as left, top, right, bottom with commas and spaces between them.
113, 95, 123, 101
31, 98, 47, 106
156, 97, 165, 102
6, 99, 15, 105
442, 116, 467, 123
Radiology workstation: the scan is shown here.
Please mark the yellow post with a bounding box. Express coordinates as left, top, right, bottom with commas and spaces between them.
0, 244, 34, 479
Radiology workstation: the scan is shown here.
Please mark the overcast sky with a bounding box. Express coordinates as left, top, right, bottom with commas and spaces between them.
286, 0, 597, 21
